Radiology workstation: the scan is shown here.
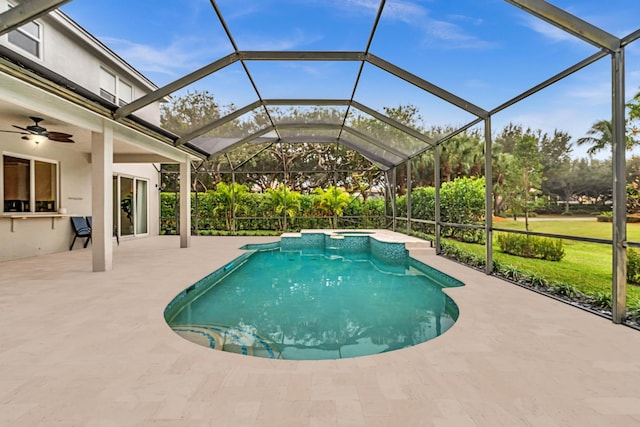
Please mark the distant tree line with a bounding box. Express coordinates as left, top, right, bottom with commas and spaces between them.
159, 89, 640, 232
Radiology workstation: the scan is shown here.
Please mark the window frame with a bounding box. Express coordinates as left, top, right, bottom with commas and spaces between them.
118, 79, 133, 107
99, 66, 134, 106
6, 1, 43, 59
2, 152, 60, 214
113, 173, 149, 238
99, 67, 117, 103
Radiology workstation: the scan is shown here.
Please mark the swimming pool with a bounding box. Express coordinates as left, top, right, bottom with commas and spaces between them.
165, 232, 463, 360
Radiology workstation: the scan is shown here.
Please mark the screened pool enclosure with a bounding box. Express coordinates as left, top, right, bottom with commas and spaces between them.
2, 0, 640, 324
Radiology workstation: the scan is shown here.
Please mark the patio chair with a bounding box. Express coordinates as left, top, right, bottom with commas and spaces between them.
70, 216, 91, 250
85, 216, 119, 246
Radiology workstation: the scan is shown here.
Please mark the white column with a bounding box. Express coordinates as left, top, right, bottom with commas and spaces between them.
180, 160, 191, 248
91, 122, 113, 272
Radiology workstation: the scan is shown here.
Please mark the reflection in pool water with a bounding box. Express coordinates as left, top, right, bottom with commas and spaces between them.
165, 240, 462, 360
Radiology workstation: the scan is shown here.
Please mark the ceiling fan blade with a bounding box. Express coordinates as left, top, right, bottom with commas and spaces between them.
8, 118, 74, 143
47, 133, 74, 143
47, 131, 73, 139
49, 137, 74, 143
0, 129, 28, 134
12, 125, 33, 133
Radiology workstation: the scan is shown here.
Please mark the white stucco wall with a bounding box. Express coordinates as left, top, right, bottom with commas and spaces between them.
0, 2, 178, 263
0, 1, 161, 125
0, 140, 160, 262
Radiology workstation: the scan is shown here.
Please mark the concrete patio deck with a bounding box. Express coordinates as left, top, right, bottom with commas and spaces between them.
1, 235, 639, 426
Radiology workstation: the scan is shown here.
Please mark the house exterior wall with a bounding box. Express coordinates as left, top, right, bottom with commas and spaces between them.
0, 137, 161, 262
0, 1, 161, 125
0, 1, 167, 262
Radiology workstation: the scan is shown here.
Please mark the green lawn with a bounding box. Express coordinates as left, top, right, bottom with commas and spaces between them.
449, 217, 640, 308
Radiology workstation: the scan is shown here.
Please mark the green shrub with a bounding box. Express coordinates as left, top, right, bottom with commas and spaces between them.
627, 248, 640, 284
440, 177, 486, 243
588, 291, 612, 309
496, 233, 565, 261
500, 264, 524, 281
526, 271, 548, 287
550, 282, 579, 298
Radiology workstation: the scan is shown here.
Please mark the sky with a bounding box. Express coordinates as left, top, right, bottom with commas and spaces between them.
60, 0, 640, 159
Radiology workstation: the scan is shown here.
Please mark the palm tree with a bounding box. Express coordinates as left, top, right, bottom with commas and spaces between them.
267, 184, 301, 231
577, 119, 639, 155
313, 186, 352, 228
214, 182, 247, 231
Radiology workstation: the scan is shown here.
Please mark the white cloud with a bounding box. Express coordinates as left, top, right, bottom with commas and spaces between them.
521, 15, 591, 46
384, 0, 428, 24
100, 36, 230, 79
376, 1, 496, 50
236, 28, 324, 51
343, 0, 379, 13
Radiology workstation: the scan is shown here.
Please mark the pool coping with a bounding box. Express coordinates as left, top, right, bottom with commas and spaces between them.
281, 228, 432, 248
2, 234, 640, 426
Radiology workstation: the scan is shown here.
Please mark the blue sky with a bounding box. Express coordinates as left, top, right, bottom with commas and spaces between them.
61, 0, 640, 158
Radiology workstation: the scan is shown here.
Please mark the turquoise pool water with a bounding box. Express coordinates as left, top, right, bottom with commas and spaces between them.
165, 235, 462, 360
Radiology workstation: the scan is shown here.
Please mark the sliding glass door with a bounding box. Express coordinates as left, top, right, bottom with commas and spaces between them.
135, 179, 148, 235
113, 175, 149, 239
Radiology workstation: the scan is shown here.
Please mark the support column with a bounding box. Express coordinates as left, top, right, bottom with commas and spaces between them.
391, 167, 397, 232
179, 160, 191, 248
435, 145, 441, 254
485, 117, 494, 274
232, 171, 236, 232
407, 159, 412, 235
91, 122, 113, 272
612, 48, 627, 324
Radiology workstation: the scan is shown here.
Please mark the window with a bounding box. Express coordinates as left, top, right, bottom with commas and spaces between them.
7, 3, 42, 58
99, 67, 134, 106
3, 154, 58, 213
99, 67, 116, 103
118, 80, 133, 106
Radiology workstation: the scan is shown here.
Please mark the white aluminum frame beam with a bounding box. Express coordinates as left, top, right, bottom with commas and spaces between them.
505, 0, 620, 52
272, 122, 408, 160
207, 127, 277, 159
490, 50, 608, 115
366, 53, 488, 119
263, 99, 351, 106
0, 0, 70, 35
339, 138, 393, 170
179, 98, 431, 165
340, 126, 409, 160
240, 51, 366, 61
175, 100, 262, 146
114, 53, 239, 120
351, 101, 435, 146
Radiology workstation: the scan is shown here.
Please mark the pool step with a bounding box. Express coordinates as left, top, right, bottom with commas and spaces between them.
172, 324, 281, 359
405, 241, 433, 250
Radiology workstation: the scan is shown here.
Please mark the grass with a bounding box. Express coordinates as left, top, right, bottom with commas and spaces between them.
450, 217, 640, 308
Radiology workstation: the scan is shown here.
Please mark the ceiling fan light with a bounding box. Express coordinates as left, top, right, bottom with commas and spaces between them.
29, 134, 48, 144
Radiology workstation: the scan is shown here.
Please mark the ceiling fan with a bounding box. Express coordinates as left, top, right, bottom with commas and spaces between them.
0, 116, 74, 143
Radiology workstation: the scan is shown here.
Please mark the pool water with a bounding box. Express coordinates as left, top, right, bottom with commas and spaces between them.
166, 243, 462, 360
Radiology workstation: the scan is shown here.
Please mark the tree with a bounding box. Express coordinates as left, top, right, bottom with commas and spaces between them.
510, 134, 543, 231
266, 184, 301, 230
627, 89, 640, 122
576, 119, 639, 155
313, 186, 352, 228
214, 182, 248, 231
439, 131, 483, 182
539, 130, 573, 212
